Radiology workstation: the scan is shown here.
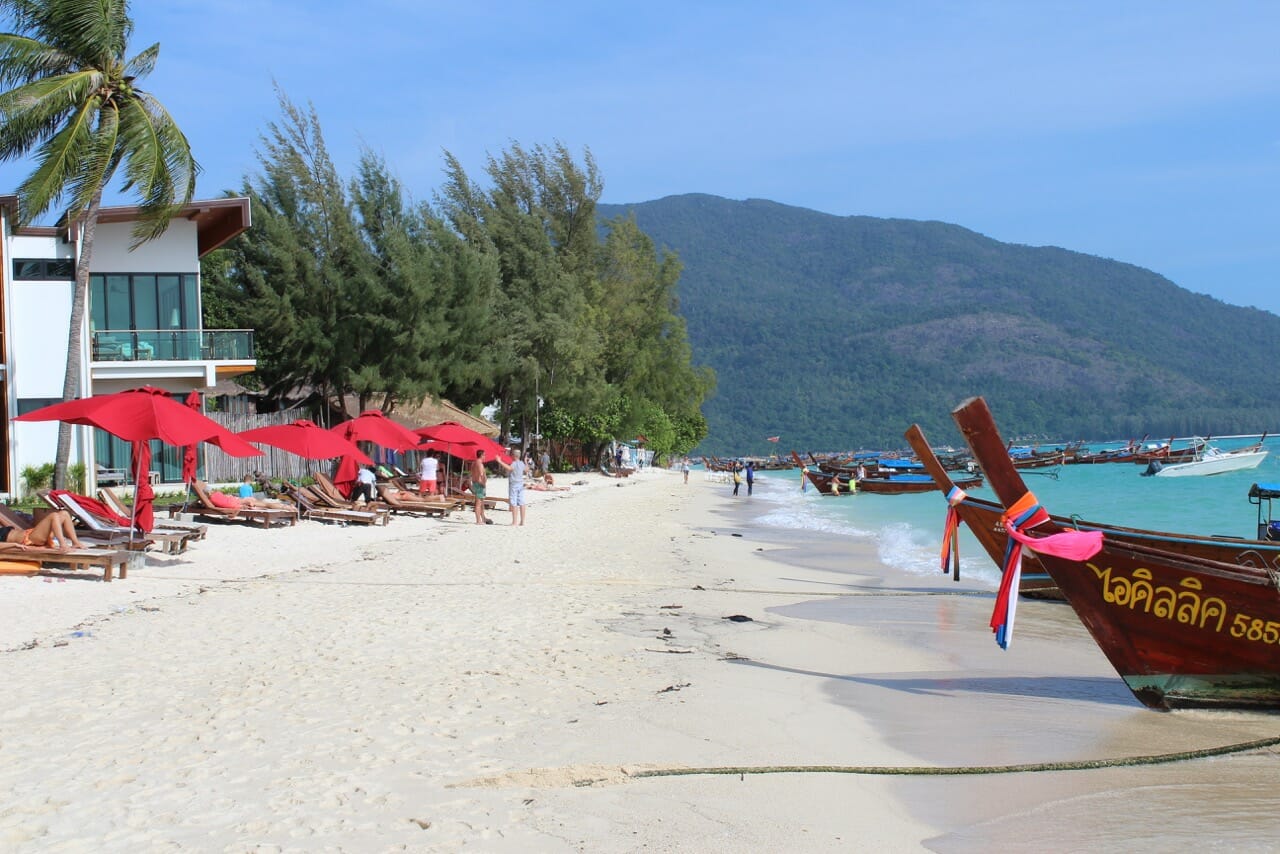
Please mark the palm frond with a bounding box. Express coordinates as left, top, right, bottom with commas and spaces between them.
116, 93, 197, 244
66, 100, 119, 212
121, 41, 157, 80
30, 0, 132, 66
0, 70, 102, 160
0, 32, 76, 85
15, 94, 100, 223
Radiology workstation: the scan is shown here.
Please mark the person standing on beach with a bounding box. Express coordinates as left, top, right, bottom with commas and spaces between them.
539, 448, 550, 476
469, 449, 491, 525
495, 450, 527, 526
732, 463, 743, 496
745, 462, 755, 496
681, 457, 690, 484
418, 452, 439, 495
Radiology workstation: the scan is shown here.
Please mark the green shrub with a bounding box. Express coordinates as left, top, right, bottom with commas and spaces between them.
20, 463, 54, 496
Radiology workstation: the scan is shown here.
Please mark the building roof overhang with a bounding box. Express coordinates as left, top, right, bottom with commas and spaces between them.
66, 196, 251, 257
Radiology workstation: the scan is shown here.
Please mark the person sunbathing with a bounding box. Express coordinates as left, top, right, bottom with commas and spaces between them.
206, 490, 294, 516
528, 474, 570, 492
0, 509, 85, 551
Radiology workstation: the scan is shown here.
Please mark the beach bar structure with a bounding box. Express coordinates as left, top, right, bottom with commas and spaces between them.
0, 195, 256, 496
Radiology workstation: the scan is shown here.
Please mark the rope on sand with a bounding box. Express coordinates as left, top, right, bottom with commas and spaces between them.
626, 734, 1280, 779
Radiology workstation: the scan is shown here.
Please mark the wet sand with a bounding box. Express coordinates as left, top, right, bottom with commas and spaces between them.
730, 491, 1280, 852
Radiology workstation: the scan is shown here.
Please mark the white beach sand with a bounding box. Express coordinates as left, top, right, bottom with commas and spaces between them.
5, 470, 1280, 852
0, 471, 933, 852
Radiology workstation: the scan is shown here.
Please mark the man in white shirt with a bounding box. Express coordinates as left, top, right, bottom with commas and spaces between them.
418, 452, 439, 495
497, 448, 527, 526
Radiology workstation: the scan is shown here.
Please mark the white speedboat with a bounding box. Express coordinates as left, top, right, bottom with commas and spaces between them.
1148, 444, 1269, 477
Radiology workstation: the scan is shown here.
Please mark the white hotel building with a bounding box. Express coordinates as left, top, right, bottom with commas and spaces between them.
0, 195, 256, 496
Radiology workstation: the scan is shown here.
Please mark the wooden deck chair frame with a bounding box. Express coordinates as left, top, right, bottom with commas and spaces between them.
45, 491, 193, 555
179, 480, 298, 528
0, 539, 133, 581
278, 482, 388, 526
99, 487, 209, 540
310, 471, 393, 514
374, 483, 454, 517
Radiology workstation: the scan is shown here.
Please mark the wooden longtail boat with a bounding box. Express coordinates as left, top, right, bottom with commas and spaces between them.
791, 450, 983, 495
855, 472, 984, 495
905, 425, 1062, 599
952, 396, 1280, 710
906, 425, 1280, 600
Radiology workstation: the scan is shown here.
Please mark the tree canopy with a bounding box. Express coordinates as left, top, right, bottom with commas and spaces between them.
0, 0, 197, 486
207, 96, 713, 461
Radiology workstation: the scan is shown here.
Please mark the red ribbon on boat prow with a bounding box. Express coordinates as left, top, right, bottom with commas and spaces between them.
991, 491, 1104, 650
939, 486, 968, 572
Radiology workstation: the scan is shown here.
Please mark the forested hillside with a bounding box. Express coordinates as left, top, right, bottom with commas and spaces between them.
598, 194, 1280, 455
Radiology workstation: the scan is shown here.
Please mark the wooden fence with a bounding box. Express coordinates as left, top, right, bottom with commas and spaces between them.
202, 411, 323, 484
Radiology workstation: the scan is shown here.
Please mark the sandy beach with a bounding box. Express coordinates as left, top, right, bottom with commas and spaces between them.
3, 470, 1280, 852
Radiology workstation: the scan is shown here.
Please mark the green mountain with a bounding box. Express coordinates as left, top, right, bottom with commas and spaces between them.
597, 194, 1280, 455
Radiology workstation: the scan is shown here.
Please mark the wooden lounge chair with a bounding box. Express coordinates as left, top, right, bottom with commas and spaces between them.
278, 481, 389, 526
442, 473, 508, 513
11, 499, 145, 553
176, 480, 299, 528
98, 487, 208, 540
374, 483, 454, 517
43, 491, 195, 555
310, 471, 393, 514
0, 544, 134, 581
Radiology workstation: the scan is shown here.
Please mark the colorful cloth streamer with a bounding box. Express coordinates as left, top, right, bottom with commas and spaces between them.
939, 486, 968, 573
990, 491, 1104, 650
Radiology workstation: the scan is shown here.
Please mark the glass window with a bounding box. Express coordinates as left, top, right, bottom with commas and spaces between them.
13, 259, 43, 279
158, 275, 182, 328
47, 259, 74, 278
90, 276, 107, 331
105, 275, 131, 328
182, 274, 199, 327
133, 275, 158, 330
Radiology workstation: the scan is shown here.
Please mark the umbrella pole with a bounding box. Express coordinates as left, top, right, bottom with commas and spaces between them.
129, 450, 143, 548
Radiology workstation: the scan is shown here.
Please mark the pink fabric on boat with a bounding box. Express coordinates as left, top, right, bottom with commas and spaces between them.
1005, 525, 1104, 561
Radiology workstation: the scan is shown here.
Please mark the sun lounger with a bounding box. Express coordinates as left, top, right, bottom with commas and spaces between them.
43, 491, 195, 555
374, 483, 454, 517
177, 480, 298, 528
8, 498, 138, 551
278, 481, 389, 526
0, 543, 134, 581
310, 471, 393, 514
98, 488, 208, 540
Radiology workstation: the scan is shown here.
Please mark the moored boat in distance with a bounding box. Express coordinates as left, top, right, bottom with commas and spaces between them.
1142, 436, 1269, 478
953, 396, 1280, 711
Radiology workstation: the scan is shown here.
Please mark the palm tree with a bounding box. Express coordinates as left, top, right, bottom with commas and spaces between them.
0, 0, 197, 487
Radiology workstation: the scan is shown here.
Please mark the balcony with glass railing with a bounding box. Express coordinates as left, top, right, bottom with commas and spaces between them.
91, 329, 255, 362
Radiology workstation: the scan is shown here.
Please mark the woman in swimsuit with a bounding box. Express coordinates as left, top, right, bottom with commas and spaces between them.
0, 509, 84, 551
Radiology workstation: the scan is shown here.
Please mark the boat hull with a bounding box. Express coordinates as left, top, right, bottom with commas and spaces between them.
952, 397, 1280, 711
1152, 449, 1268, 477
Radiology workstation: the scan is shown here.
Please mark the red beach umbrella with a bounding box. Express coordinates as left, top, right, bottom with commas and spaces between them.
415, 421, 511, 463
181, 390, 202, 484
14, 386, 262, 537
14, 386, 264, 457
131, 440, 156, 532
330, 410, 423, 452
240, 420, 374, 464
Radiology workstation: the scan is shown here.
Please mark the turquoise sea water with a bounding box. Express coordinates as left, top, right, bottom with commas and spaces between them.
745, 435, 1280, 590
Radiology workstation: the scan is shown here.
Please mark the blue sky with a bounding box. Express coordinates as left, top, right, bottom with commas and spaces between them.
4, 1, 1280, 314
